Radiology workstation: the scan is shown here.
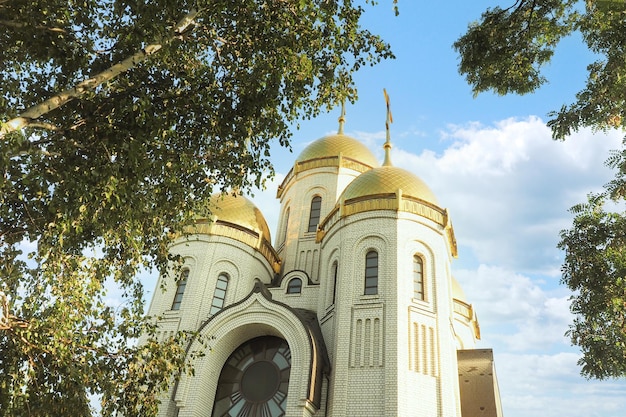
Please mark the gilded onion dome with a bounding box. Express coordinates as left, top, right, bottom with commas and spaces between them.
188, 193, 280, 273
206, 193, 272, 242
312, 94, 457, 255
341, 165, 438, 205
318, 164, 457, 257
297, 134, 380, 168
451, 276, 481, 340
277, 133, 379, 199
338, 90, 437, 206
451, 276, 467, 303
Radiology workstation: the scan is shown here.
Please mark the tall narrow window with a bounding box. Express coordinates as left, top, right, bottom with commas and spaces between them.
413, 255, 425, 301
364, 251, 378, 295
307, 196, 322, 232
331, 261, 339, 304
210, 274, 229, 315
286, 277, 302, 294
281, 207, 290, 244
171, 268, 189, 310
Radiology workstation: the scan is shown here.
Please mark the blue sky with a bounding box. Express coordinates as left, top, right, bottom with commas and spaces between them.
8, 2, 625, 415
243, 2, 626, 416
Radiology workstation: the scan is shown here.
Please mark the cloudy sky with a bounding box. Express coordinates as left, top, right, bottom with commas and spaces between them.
243, 2, 626, 416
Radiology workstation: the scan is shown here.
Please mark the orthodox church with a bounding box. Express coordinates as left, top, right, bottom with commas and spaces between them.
145, 107, 503, 417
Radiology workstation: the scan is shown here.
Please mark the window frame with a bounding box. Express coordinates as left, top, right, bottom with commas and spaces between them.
286, 277, 303, 294
307, 196, 322, 232
209, 273, 229, 315
364, 250, 379, 295
171, 268, 189, 310
211, 336, 290, 417
281, 207, 290, 245
413, 255, 425, 301
331, 261, 339, 304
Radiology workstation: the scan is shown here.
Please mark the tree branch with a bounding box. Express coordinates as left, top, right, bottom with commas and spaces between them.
0, 44, 162, 137
0, 9, 199, 139
0, 19, 67, 33
28, 122, 59, 131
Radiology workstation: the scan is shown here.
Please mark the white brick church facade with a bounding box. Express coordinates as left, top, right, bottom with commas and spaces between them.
145, 119, 503, 417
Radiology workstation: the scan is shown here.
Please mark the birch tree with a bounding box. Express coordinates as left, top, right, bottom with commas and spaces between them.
0, 0, 394, 414
454, 0, 626, 379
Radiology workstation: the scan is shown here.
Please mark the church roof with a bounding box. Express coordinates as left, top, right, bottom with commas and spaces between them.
277, 133, 378, 199
341, 165, 438, 205
451, 277, 467, 303
186, 193, 280, 273
317, 164, 456, 257
296, 133, 379, 168
207, 193, 272, 242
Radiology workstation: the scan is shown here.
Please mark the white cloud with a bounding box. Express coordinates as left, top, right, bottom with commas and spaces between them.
392, 117, 623, 274
455, 265, 572, 352
495, 351, 626, 417
454, 263, 626, 417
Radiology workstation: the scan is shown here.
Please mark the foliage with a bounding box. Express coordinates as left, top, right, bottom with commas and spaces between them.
453, 0, 626, 140
558, 192, 626, 379
0, 0, 393, 415
455, 0, 626, 379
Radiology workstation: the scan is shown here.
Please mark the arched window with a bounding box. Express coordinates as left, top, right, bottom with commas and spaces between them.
209, 274, 229, 315
413, 255, 425, 301
171, 268, 189, 310
281, 207, 290, 244
286, 277, 302, 294
307, 196, 322, 232
364, 251, 378, 295
331, 261, 339, 304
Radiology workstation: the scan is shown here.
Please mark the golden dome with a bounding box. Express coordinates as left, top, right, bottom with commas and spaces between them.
451, 277, 467, 302
297, 134, 379, 167
341, 166, 438, 205
207, 193, 272, 241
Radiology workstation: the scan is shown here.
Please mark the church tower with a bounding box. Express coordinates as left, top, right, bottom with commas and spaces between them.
275, 110, 379, 280
145, 105, 502, 417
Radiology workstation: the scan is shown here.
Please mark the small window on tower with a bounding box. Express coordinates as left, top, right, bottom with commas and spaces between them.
286, 277, 302, 294
331, 261, 339, 304
171, 268, 189, 310
307, 196, 322, 232
364, 250, 378, 295
209, 273, 229, 315
281, 207, 290, 244
413, 255, 425, 301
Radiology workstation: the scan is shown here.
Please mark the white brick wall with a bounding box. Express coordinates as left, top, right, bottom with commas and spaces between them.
146, 143, 482, 417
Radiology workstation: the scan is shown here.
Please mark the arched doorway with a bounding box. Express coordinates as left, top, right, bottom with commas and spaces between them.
211, 336, 291, 417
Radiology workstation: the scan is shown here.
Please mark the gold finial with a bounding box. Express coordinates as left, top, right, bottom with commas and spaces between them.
338, 99, 346, 135
383, 88, 393, 166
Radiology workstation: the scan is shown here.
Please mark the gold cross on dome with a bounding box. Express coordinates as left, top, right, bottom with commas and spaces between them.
383, 89, 393, 166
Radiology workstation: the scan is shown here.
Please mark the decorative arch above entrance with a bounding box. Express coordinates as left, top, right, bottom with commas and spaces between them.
173, 282, 329, 417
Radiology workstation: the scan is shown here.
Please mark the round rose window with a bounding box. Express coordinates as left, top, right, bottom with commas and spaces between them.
212, 336, 291, 417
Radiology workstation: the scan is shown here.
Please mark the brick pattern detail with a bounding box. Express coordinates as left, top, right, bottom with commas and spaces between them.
410, 322, 439, 377
298, 248, 319, 282
350, 306, 383, 367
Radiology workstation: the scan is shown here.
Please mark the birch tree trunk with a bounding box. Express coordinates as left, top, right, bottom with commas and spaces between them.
0, 9, 197, 138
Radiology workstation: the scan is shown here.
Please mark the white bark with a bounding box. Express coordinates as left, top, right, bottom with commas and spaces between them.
0, 9, 198, 139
